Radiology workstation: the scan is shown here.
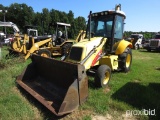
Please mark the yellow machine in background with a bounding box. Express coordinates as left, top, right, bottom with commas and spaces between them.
8, 22, 86, 60
8, 33, 52, 59
28, 29, 86, 60
16, 4, 132, 116
24, 29, 85, 60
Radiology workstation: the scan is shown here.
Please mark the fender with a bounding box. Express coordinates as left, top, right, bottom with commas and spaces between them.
60, 40, 74, 46
113, 39, 132, 55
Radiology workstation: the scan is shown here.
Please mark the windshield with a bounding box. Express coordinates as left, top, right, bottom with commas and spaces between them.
130, 35, 139, 39
155, 35, 160, 39
90, 15, 114, 38
29, 31, 37, 37
130, 35, 142, 39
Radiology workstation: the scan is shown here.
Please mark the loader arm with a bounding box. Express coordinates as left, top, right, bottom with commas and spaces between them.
24, 38, 52, 60
80, 38, 107, 70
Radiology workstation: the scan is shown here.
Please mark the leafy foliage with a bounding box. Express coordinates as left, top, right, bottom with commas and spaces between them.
1, 3, 159, 39
0, 3, 86, 39
124, 31, 158, 40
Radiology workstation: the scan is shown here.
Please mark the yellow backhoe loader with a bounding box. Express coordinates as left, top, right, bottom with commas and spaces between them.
8, 34, 51, 59
16, 4, 132, 116
8, 22, 85, 60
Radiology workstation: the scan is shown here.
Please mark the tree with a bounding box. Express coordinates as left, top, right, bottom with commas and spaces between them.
74, 16, 86, 38
41, 8, 51, 35
67, 10, 75, 38
0, 4, 5, 22
33, 12, 44, 35
1, 3, 87, 38
7, 3, 34, 33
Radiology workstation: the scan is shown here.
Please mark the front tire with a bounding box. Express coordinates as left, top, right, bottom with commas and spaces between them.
94, 65, 111, 88
119, 47, 132, 72
38, 49, 51, 58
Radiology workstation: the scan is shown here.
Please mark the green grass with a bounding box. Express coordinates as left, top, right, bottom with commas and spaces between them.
0, 47, 160, 120
0, 46, 42, 120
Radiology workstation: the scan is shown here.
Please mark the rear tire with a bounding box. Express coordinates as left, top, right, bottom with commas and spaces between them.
119, 47, 132, 72
38, 49, 51, 58
94, 65, 111, 88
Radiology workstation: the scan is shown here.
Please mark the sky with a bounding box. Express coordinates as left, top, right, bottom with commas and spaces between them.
1, 0, 160, 32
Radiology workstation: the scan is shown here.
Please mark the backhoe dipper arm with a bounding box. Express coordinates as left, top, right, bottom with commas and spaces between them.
0, 21, 20, 33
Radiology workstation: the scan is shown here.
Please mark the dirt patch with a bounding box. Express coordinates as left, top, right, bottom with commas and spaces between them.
62, 109, 93, 120
92, 113, 137, 120
63, 109, 138, 120
92, 114, 112, 120
133, 55, 153, 60
103, 87, 111, 93
133, 80, 141, 83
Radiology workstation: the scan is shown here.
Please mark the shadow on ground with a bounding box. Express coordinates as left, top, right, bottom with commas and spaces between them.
111, 82, 160, 120
155, 67, 160, 71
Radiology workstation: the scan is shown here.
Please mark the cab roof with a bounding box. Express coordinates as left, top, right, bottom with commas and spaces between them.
91, 4, 126, 19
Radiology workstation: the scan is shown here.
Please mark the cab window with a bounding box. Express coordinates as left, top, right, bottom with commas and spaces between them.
114, 15, 124, 39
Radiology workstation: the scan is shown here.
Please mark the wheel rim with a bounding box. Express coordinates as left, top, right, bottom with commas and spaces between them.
41, 53, 49, 57
103, 71, 110, 85
126, 54, 131, 67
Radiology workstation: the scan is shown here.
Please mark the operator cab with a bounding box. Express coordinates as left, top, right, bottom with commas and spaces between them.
68, 4, 126, 63
52, 22, 71, 45
155, 34, 160, 39
87, 4, 126, 53
27, 29, 38, 37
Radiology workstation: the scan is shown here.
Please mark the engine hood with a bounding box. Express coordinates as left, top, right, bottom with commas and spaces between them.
150, 39, 160, 41
67, 37, 106, 63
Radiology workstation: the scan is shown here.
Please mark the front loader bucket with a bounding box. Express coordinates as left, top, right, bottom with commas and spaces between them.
16, 54, 88, 116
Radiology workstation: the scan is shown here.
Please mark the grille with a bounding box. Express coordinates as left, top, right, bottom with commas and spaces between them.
150, 40, 159, 47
